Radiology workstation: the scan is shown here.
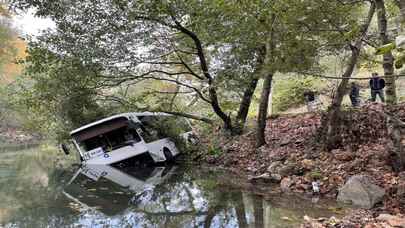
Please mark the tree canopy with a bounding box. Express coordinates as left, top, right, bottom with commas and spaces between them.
8, 0, 399, 144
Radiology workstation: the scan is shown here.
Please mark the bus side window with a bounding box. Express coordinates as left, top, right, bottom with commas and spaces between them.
128, 128, 141, 143
138, 124, 159, 143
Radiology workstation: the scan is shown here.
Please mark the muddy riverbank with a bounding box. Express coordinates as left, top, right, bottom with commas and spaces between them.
198, 103, 405, 226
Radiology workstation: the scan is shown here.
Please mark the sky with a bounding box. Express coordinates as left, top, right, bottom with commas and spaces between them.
12, 9, 54, 37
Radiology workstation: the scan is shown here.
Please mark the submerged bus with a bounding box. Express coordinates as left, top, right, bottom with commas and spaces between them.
67, 112, 194, 165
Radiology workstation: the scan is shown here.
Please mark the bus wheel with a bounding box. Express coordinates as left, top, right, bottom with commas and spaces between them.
163, 147, 174, 163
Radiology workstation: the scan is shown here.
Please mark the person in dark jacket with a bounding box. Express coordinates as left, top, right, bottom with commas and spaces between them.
304, 90, 315, 103
369, 72, 385, 102
303, 90, 316, 111
350, 82, 360, 107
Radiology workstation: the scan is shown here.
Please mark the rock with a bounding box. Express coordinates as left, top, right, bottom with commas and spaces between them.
267, 161, 282, 173
376, 214, 405, 227
246, 166, 258, 173
270, 173, 282, 182
301, 159, 315, 170
280, 177, 294, 192
248, 173, 281, 183
248, 173, 271, 182
267, 161, 302, 178
302, 216, 326, 228
279, 138, 291, 146
278, 163, 302, 177
333, 151, 353, 162
278, 165, 294, 177
337, 175, 385, 209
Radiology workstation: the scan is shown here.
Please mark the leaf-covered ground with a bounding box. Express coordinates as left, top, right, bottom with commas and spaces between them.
201, 103, 405, 226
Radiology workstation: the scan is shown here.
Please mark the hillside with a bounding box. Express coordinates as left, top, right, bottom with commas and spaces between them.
202, 103, 405, 219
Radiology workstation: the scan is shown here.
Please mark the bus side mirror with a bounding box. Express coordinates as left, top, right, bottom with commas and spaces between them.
60, 144, 70, 155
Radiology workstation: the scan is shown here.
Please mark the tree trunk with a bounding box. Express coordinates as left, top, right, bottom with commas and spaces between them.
235, 192, 248, 227
208, 87, 233, 131
253, 197, 263, 228
256, 73, 273, 147
386, 114, 405, 171
325, 2, 376, 150
242, 192, 256, 228
268, 88, 273, 116
172, 17, 233, 132
376, 0, 397, 105
325, 46, 361, 149
235, 46, 266, 134
394, 0, 405, 24
235, 78, 259, 133
256, 15, 276, 148
263, 200, 272, 228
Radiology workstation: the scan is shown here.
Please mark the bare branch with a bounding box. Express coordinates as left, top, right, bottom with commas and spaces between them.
159, 111, 213, 124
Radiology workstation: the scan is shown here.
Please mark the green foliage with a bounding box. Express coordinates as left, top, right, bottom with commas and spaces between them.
144, 116, 200, 154
272, 77, 324, 113
208, 145, 223, 157
0, 144, 75, 222
308, 170, 322, 180
8, 0, 371, 136
375, 43, 396, 55
10, 46, 112, 141
396, 53, 405, 69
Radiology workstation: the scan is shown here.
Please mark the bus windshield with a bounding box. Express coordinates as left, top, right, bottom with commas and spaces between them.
72, 117, 142, 152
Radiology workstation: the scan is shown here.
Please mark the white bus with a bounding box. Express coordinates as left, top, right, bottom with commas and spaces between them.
63, 164, 177, 215
65, 112, 194, 165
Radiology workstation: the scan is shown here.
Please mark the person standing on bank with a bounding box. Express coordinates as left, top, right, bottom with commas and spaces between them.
369, 72, 385, 102
350, 82, 360, 107
304, 90, 316, 112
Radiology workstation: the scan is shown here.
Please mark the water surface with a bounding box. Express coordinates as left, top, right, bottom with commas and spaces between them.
0, 145, 344, 227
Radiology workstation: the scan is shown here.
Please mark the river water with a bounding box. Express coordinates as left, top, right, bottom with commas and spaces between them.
0, 145, 345, 228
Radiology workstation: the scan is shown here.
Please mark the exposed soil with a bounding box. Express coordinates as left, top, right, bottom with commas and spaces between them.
199, 102, 405, 227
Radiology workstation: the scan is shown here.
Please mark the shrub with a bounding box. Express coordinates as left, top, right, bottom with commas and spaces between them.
272, 77, 325, 113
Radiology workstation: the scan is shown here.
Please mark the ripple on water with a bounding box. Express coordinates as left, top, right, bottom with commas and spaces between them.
0, 146, 346, 228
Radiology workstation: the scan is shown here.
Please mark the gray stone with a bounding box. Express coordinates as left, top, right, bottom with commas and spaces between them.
278, 163, 299, 177
337, 175, 385, 209
267, 161, 282, 173
249, 173, 282, 183
270, 173, 282, 182
248, 173, 271, 182
280, 177, 294, 192
279, 139, 291, 146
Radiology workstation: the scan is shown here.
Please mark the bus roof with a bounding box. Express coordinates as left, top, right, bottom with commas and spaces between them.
69, 112, 170, 136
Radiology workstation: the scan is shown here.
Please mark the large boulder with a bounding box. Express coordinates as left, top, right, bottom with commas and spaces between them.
337, 175, 385, 209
